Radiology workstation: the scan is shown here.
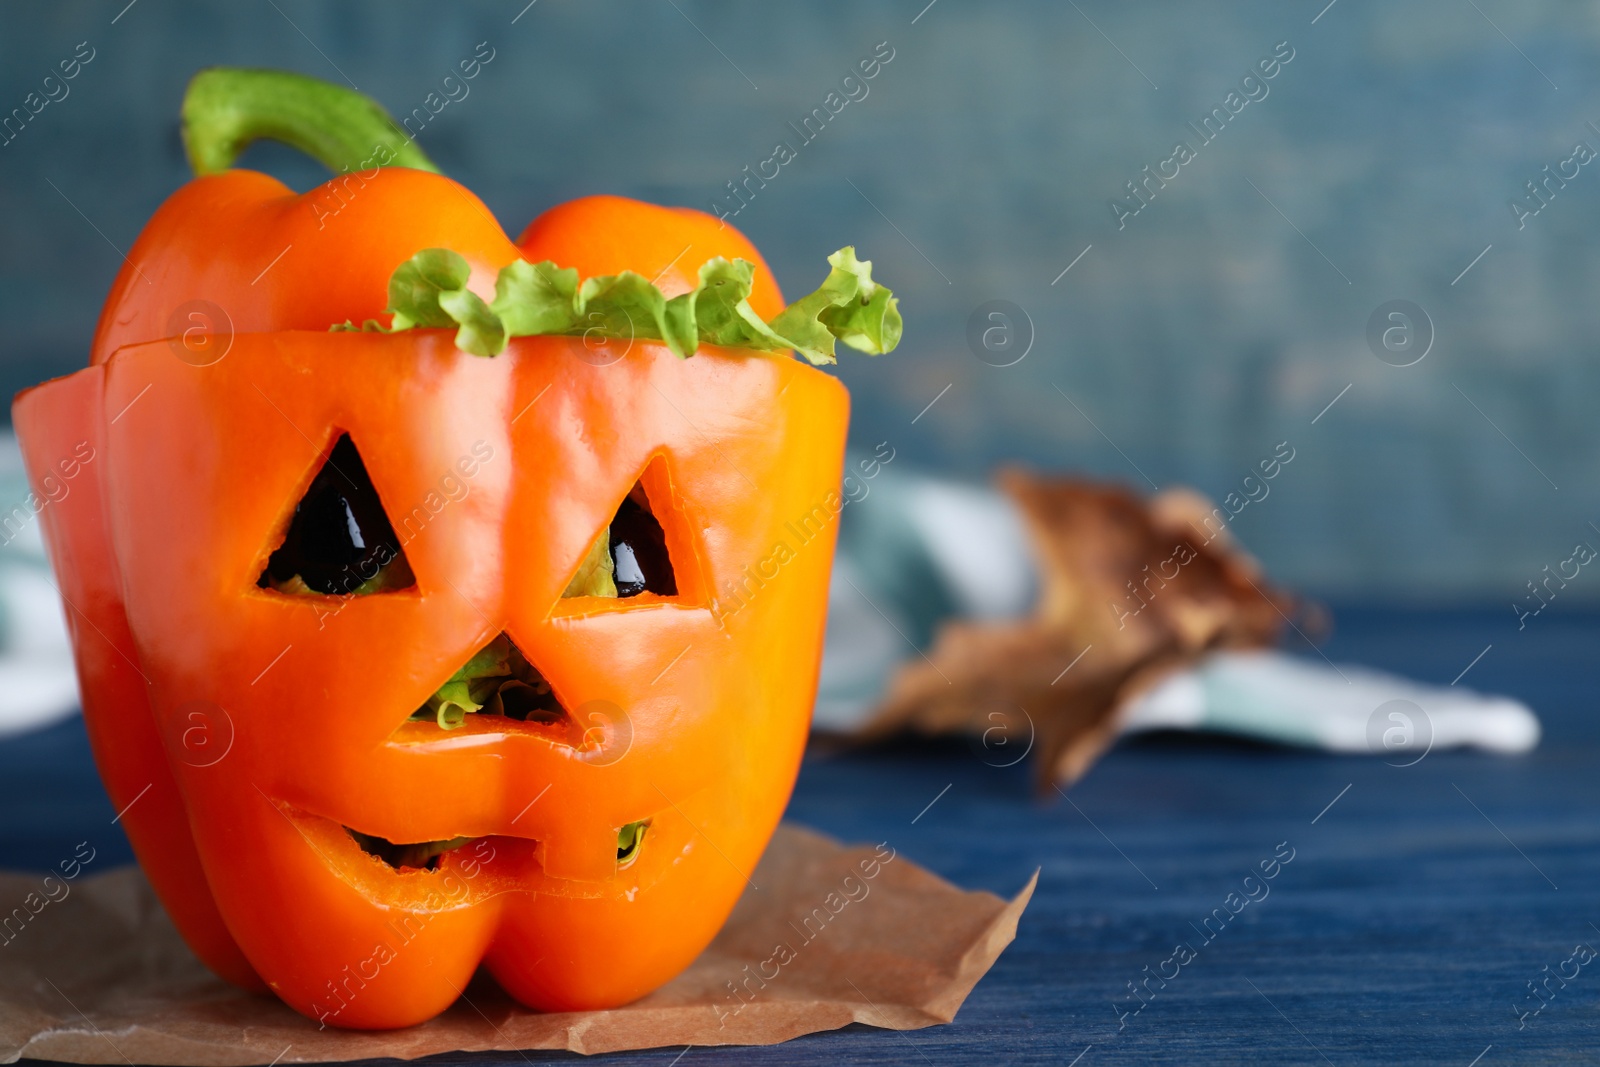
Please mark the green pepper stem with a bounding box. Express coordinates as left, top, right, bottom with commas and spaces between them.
180, 67, 439, 178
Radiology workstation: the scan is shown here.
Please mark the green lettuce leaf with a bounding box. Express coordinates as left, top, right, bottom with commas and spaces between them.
492, 260, 580, 336
388, 248, 472, 330
412, 636, 512, 730
617, 820, 648, 866
766, 247, 902, 363
562, 529, 618, 598
336, 246, 902, 365
438, 288, 504, 359
423, 679, 478, 730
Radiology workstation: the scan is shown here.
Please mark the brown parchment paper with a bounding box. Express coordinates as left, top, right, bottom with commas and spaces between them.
0, 825, 1035, 1064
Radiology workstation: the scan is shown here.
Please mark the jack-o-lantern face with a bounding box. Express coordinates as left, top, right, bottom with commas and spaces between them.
18, 65, 892, 1025
17, 327, 847, 1027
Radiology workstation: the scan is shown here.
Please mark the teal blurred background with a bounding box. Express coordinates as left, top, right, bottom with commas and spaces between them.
1, 0, 1596, 601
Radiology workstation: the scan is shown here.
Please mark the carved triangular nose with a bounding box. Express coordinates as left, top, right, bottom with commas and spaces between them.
407, 631, 570, 731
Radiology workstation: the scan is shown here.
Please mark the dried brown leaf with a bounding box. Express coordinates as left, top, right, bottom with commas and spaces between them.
857, 469, 1302, 793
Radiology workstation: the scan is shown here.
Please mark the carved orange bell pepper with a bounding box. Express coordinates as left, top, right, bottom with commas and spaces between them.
14, 69, 899, 1028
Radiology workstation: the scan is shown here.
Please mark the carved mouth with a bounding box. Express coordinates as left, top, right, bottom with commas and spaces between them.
342, 822, 650, 873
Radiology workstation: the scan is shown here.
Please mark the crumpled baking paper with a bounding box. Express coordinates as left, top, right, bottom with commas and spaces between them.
0, 825, 1034, 1064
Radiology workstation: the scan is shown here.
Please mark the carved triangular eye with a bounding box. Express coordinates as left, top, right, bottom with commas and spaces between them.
258, 434, 415, 596
562, 475, 678, 600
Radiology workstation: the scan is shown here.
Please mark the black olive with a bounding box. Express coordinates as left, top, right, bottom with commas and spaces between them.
261, 435, 406, 595
608, 491, 676, 597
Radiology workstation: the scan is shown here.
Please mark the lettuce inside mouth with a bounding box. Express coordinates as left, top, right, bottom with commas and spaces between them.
347, 829, 472, 871
616, 820, 648, 868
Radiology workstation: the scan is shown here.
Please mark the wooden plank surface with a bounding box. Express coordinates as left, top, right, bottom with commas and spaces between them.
3, 605, 1595, 1065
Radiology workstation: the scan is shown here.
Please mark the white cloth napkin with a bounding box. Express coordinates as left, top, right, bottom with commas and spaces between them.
0, 433, 80, 739
1120, 649, 1538, 755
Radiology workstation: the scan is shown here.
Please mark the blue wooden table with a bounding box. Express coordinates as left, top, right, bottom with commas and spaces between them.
6, 606, 1598, 1065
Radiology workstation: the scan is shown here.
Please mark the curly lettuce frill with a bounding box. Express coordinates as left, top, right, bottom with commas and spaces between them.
334, 246, 902, 366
